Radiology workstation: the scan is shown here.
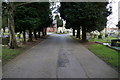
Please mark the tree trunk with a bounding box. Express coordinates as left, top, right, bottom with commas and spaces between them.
18, 33, 20, 39
82, 26, 87, 41
44, 28, 47, 36
73, 28, 75, 36
33, 30, 37, 40
28, 30, 33, 41
8, 3, 18, 49
3, 27, 6, 33
76, 27, 80, 39
2, 28, 5, 36
42, 28, 45, 37
38, 31, 41, 38
118, 28, 120, 38
23, 30, 26, 43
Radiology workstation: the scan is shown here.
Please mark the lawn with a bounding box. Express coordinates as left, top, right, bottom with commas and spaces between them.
2, 46, 27, 64
89, 44, 119, 70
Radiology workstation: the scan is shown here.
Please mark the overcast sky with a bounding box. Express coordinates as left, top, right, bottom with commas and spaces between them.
107, 0, 120, 28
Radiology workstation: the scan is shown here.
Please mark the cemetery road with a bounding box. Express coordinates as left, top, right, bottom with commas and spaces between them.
3, 34, 118, 78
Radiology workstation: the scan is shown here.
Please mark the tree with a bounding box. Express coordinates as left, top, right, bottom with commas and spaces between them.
3, 2, 52, 48
59, 2, 109, 41
7, 2, 18, 49
55, 15, 63, 28
3, 2, 30, 48
116, 21, 120, 37
2, 2, 8, 33
65, 22, 76, 36
14, 2, 52, 41
59, 2, 82, 38
116, 21, 120, 29
81, 3, 108, 41
15, 5, 39, 41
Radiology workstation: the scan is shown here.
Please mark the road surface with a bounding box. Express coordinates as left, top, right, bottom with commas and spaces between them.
3, 34, 118, 78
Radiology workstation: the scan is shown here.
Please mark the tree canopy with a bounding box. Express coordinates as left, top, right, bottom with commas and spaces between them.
59, 2, 109, 41
55, 15, 63, 27
2, 2, 52, 48
116, 21, 120, 29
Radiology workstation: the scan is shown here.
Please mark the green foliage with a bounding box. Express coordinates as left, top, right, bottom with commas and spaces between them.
55, 15, 63, 27
2, 37, 9, 45
116, 21, 120, 29
57, 19, 63, 27
60, 3, 81, 29
55, 15, 59, 21
2, 2, 8, 28
14, 2, 52, 32
59, 2, 109, 32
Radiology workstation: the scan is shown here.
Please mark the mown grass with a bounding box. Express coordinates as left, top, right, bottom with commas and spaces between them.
89, 44, 119, 70
2, 46, 27, 64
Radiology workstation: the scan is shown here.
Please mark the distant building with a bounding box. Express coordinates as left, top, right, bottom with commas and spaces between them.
47, 27, 57, 32
104, 27, 118, 33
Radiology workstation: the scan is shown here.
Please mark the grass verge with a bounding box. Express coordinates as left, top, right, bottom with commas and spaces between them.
89, 44, 120, 71
2, 46, 27, 65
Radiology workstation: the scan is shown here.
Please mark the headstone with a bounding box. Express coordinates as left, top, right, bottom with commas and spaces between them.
111, 39, 120, 47
105, 34, 108, 38
98, 35, 102, 39
94, 34, 97, 39
2, 37, 9, 45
